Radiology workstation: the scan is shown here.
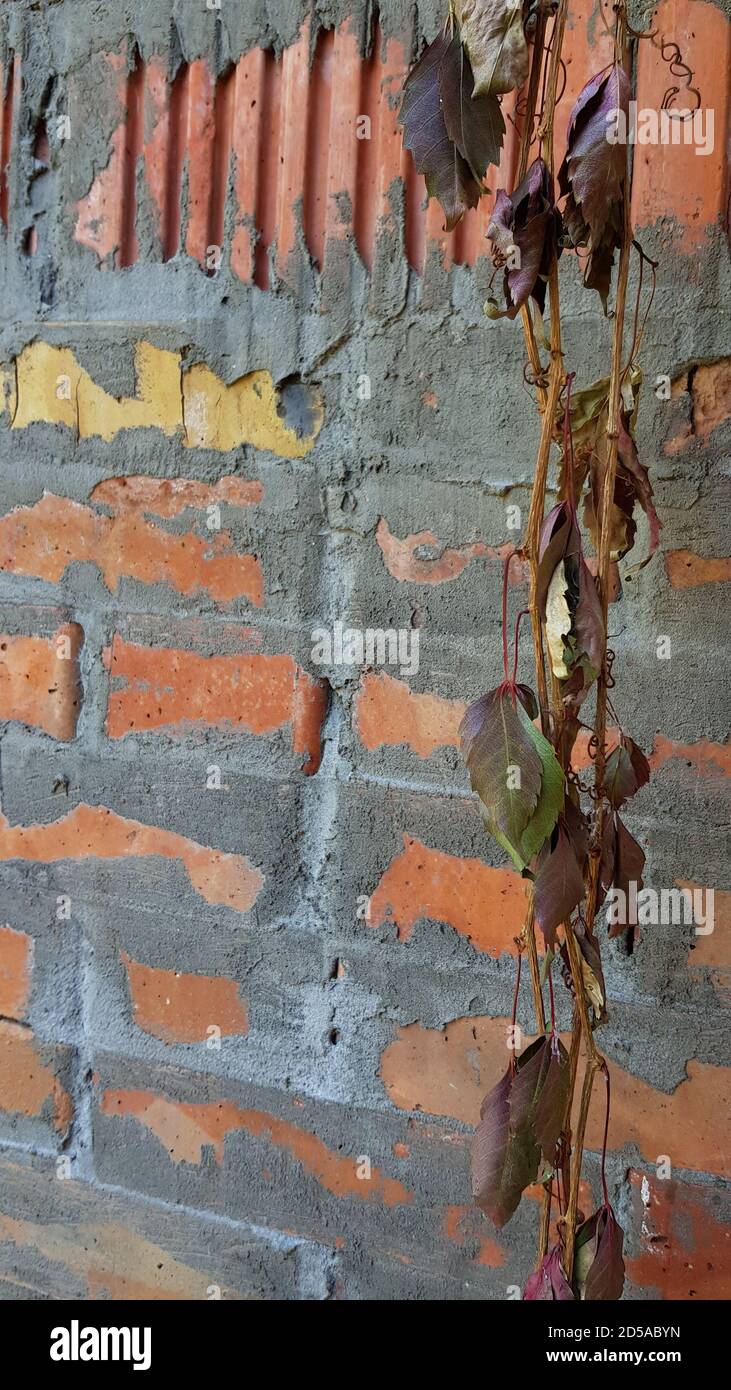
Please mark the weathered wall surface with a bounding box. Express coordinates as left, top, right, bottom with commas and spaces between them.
0, 0, 729, 1300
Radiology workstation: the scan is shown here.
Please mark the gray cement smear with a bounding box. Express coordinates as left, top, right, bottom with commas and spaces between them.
0, 0, 729, 1299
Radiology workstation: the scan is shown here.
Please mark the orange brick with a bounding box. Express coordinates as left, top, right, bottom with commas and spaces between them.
106, 635, 328, 773
353, 671, 464, 758
442, 1203, 506, 1268
586, 1057, 730, 1178
626, 1170, 731, 1298
375, 517, 526, 585
665, 550, 731, 588
0, 1021, 72, 1135
380, 1015, 730, 1176
122, 954, 248, 1043
90, 475, 263, 516
0, 926, 31, 1021
632, 1, 730, 246
0, 624, 82, 739
368, 834, 526, 953
0, 805, 263, 913
101, 1088, 413, 1205
0, 494, 263, 607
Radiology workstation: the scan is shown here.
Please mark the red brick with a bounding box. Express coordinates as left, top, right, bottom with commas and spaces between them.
101, 1088, 413, 1205
375, 517, 525, 585
632, 1, 730, 246
91, 475, 263, 516
665, 550, 731, 588
665, 360, 731, 454
354, 671, 464, 758
380, 1016, 730, 1176
0, 493, 264, 607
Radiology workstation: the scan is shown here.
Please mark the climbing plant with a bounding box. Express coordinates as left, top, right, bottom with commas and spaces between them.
398, 0, 677, 1299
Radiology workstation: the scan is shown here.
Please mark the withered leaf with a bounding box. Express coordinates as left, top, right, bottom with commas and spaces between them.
524, 1243, 575, 1300
584, 444, 638, 561
454, 0, 529, 98
618, 416, 662, 573
400, 32, 482, 230
609, 814, 646, 935
487, 158, 558, 316
558, 65, 630, 306
533, 815, 586, 949
598, 811, 618, 904
472, 1067, 539, 1226
515, 683, 539, 720
573, 1205, 625, 1301
537, 502, 580, 620
564, 915, 607, 1022
440, 34, 505, 181
545, 560, 572, 680
533, 1039, 571, 1156
560, 66, 630, 241
539, 502, 603, 696
573, 557, 604, 679
605, 736, 651, 809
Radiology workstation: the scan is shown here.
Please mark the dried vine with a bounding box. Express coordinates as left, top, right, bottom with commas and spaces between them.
398, 0, 673, 1299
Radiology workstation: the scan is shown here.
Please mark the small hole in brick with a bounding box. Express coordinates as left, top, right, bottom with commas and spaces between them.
328, 1028, 340, 1046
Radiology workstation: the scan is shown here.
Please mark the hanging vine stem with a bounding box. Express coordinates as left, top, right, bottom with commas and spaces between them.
398, 0, 672, 1304
517, 0, 572, 1265
517, 2, 550, 412
560, 1, 634, 1283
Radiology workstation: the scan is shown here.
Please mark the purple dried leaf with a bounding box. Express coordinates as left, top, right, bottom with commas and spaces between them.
536, 502, 581, 619
439, 34, 505, 181
399, 33, 482, 230
525, 1243, 575, 1300
533, 816, 586, 949
472, 1066, 539, 1227
487, 158, 558, 316
605, 736, 651, 809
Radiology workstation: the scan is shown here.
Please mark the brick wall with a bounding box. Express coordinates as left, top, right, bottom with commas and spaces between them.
0, 0, 729, 1300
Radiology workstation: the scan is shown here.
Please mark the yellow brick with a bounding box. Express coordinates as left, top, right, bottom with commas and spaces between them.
4, 342, 322, 457
182, 363, 322, 457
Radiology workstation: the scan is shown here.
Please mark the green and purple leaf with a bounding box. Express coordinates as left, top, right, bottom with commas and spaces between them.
460, 687, 542, 849
461, 685, 564, 869
573, 1204, 625, 1301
